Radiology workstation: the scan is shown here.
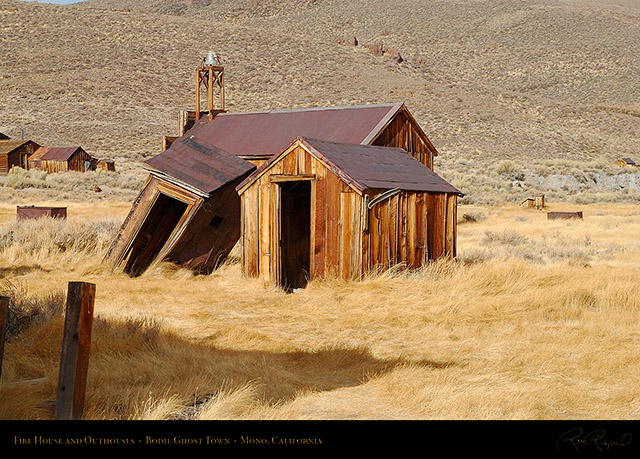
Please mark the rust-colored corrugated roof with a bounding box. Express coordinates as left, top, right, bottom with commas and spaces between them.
29, 146, 83, 161
185, 103, 405, 157
145, 135, 255, 197
238, 137, 463, 196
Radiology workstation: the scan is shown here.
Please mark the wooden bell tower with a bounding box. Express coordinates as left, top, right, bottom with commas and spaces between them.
195, 51, 226, 121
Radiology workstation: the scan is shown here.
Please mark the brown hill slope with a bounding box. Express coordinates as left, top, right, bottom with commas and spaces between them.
1, 0, 639, 200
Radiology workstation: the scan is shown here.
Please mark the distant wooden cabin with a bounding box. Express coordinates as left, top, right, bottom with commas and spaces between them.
27, 146, 95, 173
0, 132, 9, 140
184, 102, 439, 170
0, 140, 40, 175
519, 195, 545, 209
96, 159, 116, 172
612, 157, 637, 168
236, 137, 462, 291
102, 135, 255, 276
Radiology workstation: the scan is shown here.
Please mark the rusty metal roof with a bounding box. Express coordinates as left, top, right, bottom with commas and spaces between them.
145, 135, 255, 197
29, 146, 84, 161
238, 137, 463, 196
185, 103, 405, 157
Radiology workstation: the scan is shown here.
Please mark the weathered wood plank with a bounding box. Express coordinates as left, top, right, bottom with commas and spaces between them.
244, 186, 259, 277
55, 282, 96, 421
312, 163, 326, 279
0, 296, 7, 382
407, 193, 417, 268
259, 183, 271, 280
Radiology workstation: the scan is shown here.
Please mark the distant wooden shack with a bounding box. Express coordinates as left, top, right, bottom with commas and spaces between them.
0, 140, 40, 175
96, 160, 116, 172
27, 147, 95, 173
236, 137, 462, 291
102, 135, 255, 276
612, 157, 637, 168
520, 195, 545, 209
0, 132, 9, 140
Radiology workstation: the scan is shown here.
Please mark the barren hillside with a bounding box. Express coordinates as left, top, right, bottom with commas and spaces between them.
1, 0, 639, 202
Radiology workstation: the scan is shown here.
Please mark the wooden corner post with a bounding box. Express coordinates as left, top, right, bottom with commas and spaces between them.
55, 282, 96, 420
0, 296, 8, 383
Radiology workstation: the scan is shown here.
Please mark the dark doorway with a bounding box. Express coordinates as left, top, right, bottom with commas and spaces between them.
123, 193, 188, 277
279, 181, 311, 291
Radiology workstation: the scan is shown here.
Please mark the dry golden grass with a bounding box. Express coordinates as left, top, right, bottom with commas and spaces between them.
0, 201, 638, 420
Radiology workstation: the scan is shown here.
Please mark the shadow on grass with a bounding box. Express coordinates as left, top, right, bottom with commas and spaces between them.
0, 265, 49, 278
1, 314, 457, 419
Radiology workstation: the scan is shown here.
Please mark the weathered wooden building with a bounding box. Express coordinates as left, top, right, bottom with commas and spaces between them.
0, 139, 40, 175
102, 135, 255, 276
612, 157, 637, 168
27, 146, 95, 173
236, 137, 462, 290
96, 159, 116, 172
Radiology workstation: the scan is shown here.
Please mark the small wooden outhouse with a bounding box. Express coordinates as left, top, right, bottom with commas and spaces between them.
103, 135, 255, 276
236, 137, 462, 291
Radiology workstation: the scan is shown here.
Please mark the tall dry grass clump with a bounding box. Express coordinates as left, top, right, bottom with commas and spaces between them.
0, 215, 120, 270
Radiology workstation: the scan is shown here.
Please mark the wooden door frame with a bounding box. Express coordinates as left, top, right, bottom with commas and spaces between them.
270, 176, 315, 289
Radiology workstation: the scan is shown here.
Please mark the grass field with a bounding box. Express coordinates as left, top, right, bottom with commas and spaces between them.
1, 200, 638, 420
1, 0, 639, 425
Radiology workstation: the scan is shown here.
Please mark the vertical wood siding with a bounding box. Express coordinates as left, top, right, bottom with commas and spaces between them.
240, 143, 458, 287
371, 110, 435, 170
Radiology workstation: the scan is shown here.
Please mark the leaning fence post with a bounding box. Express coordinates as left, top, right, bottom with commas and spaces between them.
0, 296, 8, 383
55, 282, 96, 420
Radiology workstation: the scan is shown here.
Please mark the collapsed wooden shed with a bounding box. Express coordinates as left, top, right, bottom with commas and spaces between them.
27, 146, 95, 173
102, 135, 255, 276
0, 140, 40, 175
236, 137, 463, 291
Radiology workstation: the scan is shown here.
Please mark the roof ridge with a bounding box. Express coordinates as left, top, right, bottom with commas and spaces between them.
216, 102, 403, 117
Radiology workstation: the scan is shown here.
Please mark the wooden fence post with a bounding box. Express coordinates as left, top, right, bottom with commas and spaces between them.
55, 282, 96, 420
0, 296, 8, 383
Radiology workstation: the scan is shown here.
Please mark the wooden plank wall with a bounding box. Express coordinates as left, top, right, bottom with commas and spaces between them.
241, 145, 355, 283
364, 191, 457, 274
167, 179, 244, 273
35, 150, 95, 173
0, 155, 9, 175
240, 145, 458, 285
371, 111, 434, 170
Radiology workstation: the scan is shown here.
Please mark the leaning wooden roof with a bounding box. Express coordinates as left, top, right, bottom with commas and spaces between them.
185, 102, 436, 158
29, 146, 84, 161
144, 135, 255, 197
237, 137, 462, 196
